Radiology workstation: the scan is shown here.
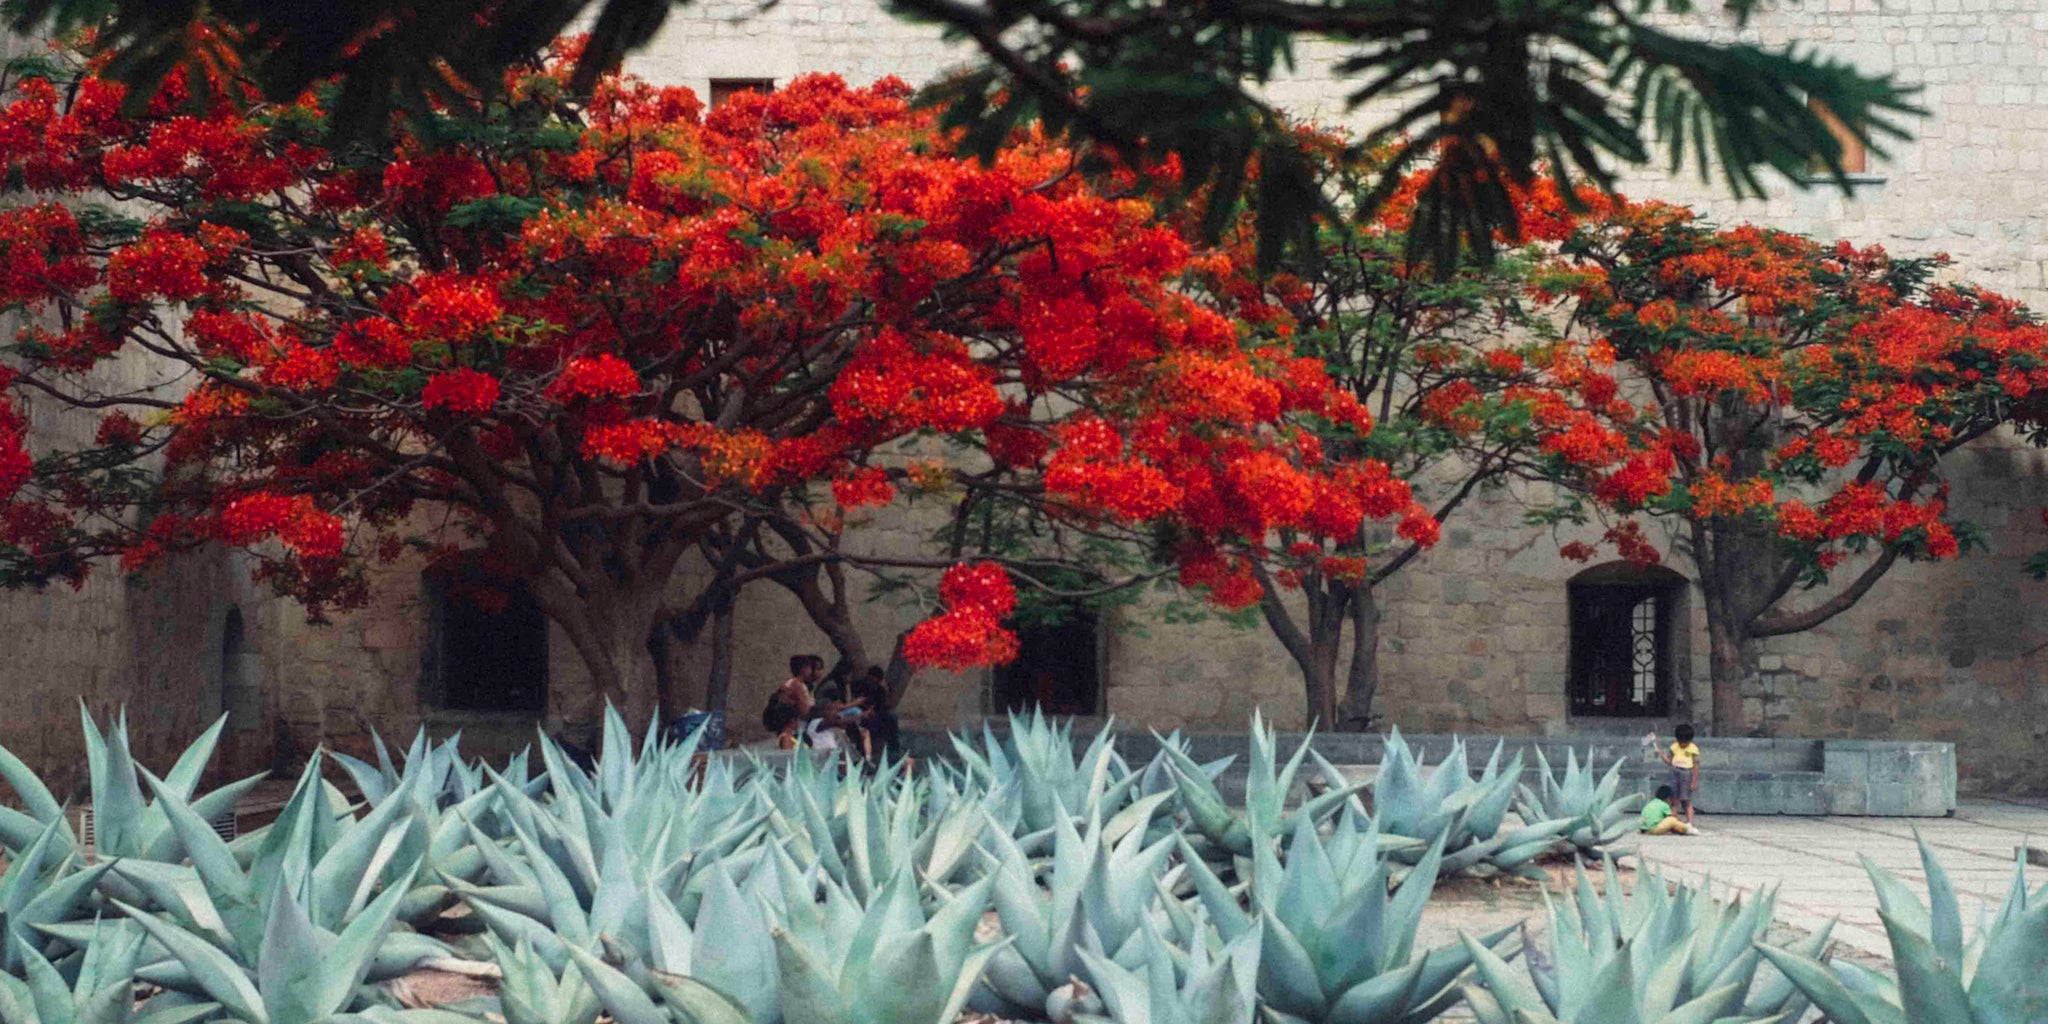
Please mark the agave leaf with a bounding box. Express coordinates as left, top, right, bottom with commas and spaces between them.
141, 772, 253, 909
1967, 896, 2048, 1023
0, 742, 63, 827
113, 901, 267, 1024
647, 972, 751, 1024
1912, 832, 1966, 972
131, 1001, 223, 1024
565, 946, 665, 1024
1755, 944, 1883, 1024
1879, 907, 1974, 1024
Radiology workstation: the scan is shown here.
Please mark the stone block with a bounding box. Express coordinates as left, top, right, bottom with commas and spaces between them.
1823, 744, 1870, 786
1734, 775, 1775, 815
1772, 776, 1827, 815
1868, 748, 1912, 784
1828, 782, 1869, 816
1867, 783, 1913, 817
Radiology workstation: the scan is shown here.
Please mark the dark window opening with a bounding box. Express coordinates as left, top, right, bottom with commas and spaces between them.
219, 607, 263, 727
710, 78, 775, 108
1568, 563, 1684, 718
991, 603, 1101, 716
423, 563, 547, 714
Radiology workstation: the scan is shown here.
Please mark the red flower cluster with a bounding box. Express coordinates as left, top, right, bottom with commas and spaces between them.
422, 369, 501, 414
903, 562, 1020, 669
213, 492, 344, 560
831, 467, 895, 509
546, 354, 640, 403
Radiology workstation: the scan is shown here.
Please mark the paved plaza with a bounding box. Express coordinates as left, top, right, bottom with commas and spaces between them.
1623, 797, 2048, 959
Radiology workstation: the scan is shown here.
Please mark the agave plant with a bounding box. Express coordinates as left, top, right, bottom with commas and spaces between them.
1371, 730, 1570, 878
976, 799, 1178, 1017
950, 711, 1144, 839
1513, 748, 1642, 857
330, 728, 552, 928
1074, 917, 1261, 1024
102, 751, 452, 1022
116, 858, 425, 1024
1460, 855, 1830, 1024
747, 751, 985, 903
1182, 812, 1517, 1024
0, 816, 113, 975
0, 917, 219, 1024
1158, 713, 1365, 858
0, 709, 266, 864
569, 863, 1003, 1024
478, 936, 600, 1024
1759, 834, 2046, 1024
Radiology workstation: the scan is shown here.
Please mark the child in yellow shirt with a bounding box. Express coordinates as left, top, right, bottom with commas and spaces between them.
1657, 723, 1702, 826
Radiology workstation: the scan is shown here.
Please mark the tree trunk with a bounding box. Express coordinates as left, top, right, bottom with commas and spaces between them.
648, 627, 685, 725
1305, 655, 1339, 730
1707, 615, 1753, 737
1335, 581, 1381, 730
880, 629, 915, 710
704, 601, 735, 716
529, 576, 667, 744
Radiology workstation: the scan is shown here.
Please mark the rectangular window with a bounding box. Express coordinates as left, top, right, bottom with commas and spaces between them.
422, 566, 548, 714
1568, 579, 1675, 718
710, 78, 775, 109
991, 602, 1103, 716
1807, 98, 1869, 176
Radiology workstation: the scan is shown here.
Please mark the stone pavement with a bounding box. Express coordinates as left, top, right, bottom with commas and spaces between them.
1619, 797, 2048, 960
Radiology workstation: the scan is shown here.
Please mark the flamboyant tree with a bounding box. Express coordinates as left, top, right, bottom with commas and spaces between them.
1532, 199, 2048, 734
0, 44, 1421, 730
1174, 144, 1617, 729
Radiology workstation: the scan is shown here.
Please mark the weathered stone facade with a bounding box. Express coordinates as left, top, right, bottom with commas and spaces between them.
6, 0, 2048, 792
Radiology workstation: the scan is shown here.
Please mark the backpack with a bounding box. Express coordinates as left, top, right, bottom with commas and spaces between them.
762, 691, 798, 733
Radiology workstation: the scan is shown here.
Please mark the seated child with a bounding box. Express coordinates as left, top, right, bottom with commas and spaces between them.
1640, 784, 1701, 836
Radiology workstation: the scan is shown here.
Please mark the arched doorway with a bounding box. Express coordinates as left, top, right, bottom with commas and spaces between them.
219, 607, 264, 728
1567, 562, 1689, 718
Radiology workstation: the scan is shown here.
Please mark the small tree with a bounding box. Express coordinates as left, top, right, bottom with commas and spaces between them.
0, 49, 1421, 731
1534, 199, 2048, 734
1178, 151, 1608, 728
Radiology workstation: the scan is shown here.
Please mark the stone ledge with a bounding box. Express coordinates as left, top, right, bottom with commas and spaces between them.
899, 726, 1957, 817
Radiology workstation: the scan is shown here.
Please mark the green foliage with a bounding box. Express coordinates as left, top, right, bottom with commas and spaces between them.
1074, 918, 1261, 1024
0, 704, 1889, 1024
1514, 749, 1644, 857
1156, 713, 1364, 859
1372, 730, 1573, 878
1182, 812, 1517, 1024
1759, 834, 2048, 1024
1462, 855, 1829, 1024
899, 0, 1917, 272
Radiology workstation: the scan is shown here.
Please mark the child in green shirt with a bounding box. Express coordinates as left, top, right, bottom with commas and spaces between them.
1640, 784, 1699, 835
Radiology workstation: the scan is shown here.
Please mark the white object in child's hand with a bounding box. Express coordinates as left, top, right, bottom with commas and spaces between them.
1641, 731, 1660, 762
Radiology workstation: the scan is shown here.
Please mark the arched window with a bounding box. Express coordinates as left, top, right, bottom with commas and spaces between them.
421, 559, 548, 714
1567, 562, 1687, 717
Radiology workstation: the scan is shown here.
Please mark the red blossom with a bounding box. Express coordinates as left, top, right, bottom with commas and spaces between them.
422, 368, 501, 413
831, 466, 895, 509
547, 353, 640, 403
